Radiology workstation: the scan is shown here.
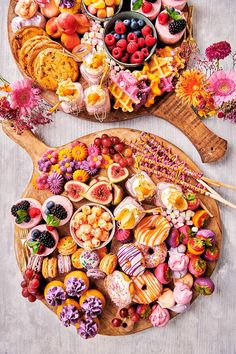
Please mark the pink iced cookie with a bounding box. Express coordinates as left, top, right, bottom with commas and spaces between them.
27, 224, 59, 256
149, 304, 170, 327
161, 0, 187, 11
11, 12, 46, 33
11, 198, 42, 229
155, 9, 186, 44
132, 0, 161, 21
42, 196, 73, 226
173, 282, 193, 305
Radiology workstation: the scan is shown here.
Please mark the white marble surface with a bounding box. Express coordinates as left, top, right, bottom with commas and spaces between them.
1, 0, 236, 353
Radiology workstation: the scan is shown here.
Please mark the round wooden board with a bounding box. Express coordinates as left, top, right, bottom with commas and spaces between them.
2, 122, 222, 336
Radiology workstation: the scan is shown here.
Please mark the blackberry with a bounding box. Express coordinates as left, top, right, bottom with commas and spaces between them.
169, 19, 186, 35
24, 215, 31, 223
52, 204, 67, 220
39, 231, 55, 248
11, 205, 19, 217
19, 200, 30, 211
147, 0, 157, 3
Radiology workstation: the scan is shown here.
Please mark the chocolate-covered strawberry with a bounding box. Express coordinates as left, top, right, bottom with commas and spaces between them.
154, 263, 172, 284
196, 229, 216, 247
203, 245, 220, 262
185, 193, 200, 211
179, 225, 193, 245
188, 257, 207, 277
187, 238, 205, 256
194, 278, 215, 295
166, 227, 180, 248
136, 304, 151, 319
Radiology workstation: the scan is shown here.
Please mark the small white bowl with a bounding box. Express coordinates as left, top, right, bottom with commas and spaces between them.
70, 203, 116, 250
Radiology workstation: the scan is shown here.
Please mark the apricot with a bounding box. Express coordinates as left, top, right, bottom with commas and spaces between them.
97, 8, 106, 18
46, 17, 62, 38
40, 0, 60, 18
74, 13, 90, 34
61, 32, 81, 51
105, 0, 114, 5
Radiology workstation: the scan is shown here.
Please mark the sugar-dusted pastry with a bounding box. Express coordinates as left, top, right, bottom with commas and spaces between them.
56, 79, 84, 114
42, 195, 73, 226
135, 215, 171, 247
117, 244, 145, 277
99, 253, 117, 275
57, 299, 81, 327
155, 8, 187, 44
125, 171, 156, 202
114, 196, 145, 229
11, 198, 42, 229
79, 289, 106, 318
84, 85, 111, 116
11, 12, 46, 33
105, 271, 134, 308
15, 0, 38, 19
132, 271, 162, 304
80, 51, 108, 85
161, 0, 187, 11
137, 243, 167, 268
64, 271, 89, 298
131, 0, 161, 21
44, 280, 67, 306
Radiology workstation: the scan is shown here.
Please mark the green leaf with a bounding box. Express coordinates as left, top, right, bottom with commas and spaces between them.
16, 209, 28, 223
27, 241, 39, 248
165, 6, 182, 21
186, 193, 195, 201
32, 245, 39, 254
47, 214, 60, 227
133, 0, 143, 10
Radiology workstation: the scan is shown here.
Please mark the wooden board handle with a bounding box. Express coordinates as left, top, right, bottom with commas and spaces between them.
152, 93, 228, 163
1, 121, 47, 162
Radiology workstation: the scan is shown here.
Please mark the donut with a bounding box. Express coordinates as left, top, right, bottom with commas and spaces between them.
117, 244, 145, 277
132, 271, 162, 304
105, 271, 134, 308
137, 243, 167, 268
135, 215, 171, 247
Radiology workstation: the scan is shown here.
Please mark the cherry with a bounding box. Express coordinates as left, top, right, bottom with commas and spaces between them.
21, 280, 27, 288
94, 137, 102, 146
101, 147, 110, 155
119, 308, 129, 318
128, 306, 136, 316
119, 158, 128, 167
101, 134, 109, 139
131, 313, 140, 323
22, 288, 30, 298
113, 153, 121, 163
112, 318, 122, 327
123, 148, 133, 157
102, 137, 112, 147
28, 294, 37, 303
24, 268, 33, 280
30, 278, 40, 289
111, 136, 120, 145
33, 274, 41, 280
126, 157, 134, 166
114, 143, 124, 152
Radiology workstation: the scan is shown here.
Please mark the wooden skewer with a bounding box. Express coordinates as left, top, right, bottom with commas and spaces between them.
205, 191, 236, 210
197, 179, 222, 198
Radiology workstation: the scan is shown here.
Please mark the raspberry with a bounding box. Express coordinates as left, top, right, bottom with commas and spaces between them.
145, 35, 157, 47
116, 39, 127, 51
130, 51, 144, 64
169, 19, 186, 34
28, 207, 41, 218
141, 47, 150, 58
108, 45, 116, 52
127, 32, 138, 43
141, 25, 153, 37
127, 42, 139, 54
158, 12, 170, 25
142, 1, 153, 13
138, 37, 145, 48
114, 22, 126, 34
46, 225, 55, 231
112, 47, 123, 59
105, 34, 116, 46
120, 52, 129, 63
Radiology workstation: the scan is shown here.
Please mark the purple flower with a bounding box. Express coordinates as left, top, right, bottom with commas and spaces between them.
59, 0, 75, 8
205, 41, 231, 61
80, 161, 98, 176
59, 158, 75, 174
47, 172, 64, 195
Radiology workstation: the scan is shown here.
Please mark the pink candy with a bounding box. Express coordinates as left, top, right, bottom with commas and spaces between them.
168, 253, 189, 272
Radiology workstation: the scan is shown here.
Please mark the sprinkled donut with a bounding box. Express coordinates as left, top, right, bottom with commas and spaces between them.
135, 215, 171, 247
105, 271, 134, 308
137, 243, 167, 268
132, 271, 162, 304
117, 244, 145, 277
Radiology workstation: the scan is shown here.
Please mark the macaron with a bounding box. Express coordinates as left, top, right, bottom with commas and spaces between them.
58, 254, 72, 274
80, 250, 100, 270
27, 254, 43, 272
57, 236, 77, 256
42, 257, 58, 279
99, 253, 117, 275
71, 249, 84, 269
86, 268, 106, 280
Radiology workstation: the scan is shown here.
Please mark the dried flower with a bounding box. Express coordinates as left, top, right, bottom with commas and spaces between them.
59, 0, 75, 8
205, 41, 231, 62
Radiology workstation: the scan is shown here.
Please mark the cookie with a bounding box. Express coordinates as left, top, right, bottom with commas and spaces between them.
71, 249, 84, 269
42, 257, 58, 279
33, 48, 79, 90
12, 26, 47, 60
57, 236, 77, 256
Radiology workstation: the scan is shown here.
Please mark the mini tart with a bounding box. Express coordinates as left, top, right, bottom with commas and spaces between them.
99, 253, 117, 275
44, 280, 67, 306
27, 224, 59, 257
132, 270, 163, 304
42, 196, 73, 227
56, 298, 81, 319
105, 270, 134, 308
64, 271, 89, 297
11, 198, 42, 229
155, 9, 186, 44
132, 0, 161, 21
79, 289, 106, 309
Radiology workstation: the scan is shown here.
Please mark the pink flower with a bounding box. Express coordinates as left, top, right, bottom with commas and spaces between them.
9, 79, 40, 116
205, 41, 231, 61
88, 144, 100, 156
87, 155, 103, 168
208, 70, 236, 106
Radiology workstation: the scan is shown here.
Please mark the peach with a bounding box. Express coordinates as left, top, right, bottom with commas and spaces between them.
61, 32, 81, 51
40, 0, 60, 18
74, 14, 90, 34
97, 8, 106, 18
46, 17, 62, 38
57, 12, 78, 34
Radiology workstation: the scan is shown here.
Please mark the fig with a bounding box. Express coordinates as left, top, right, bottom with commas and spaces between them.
64, 181, 88, 202
194, 277, 215, 295
112, 184, 124, 206
89, 176, 109, 186
166, 227, 180, 248
196, 229, 216, 247
85, 181, 112, 205
107, 163, 129, 184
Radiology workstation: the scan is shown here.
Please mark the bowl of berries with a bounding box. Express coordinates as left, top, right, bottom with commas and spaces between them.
104, 11, 158, 67
82, 0, 123, 22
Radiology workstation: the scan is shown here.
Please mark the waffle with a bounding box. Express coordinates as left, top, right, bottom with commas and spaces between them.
147, 55, 173, 78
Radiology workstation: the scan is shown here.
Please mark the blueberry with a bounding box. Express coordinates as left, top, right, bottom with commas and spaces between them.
130, 21, 139, 30
134, 30, 142, 37
32, 229, 41, 240
24, 216, 31, 223
121, 34, 126, 39
114, 33, 121, 40
123, 19, 131, 27
46, 201, 55, 210
44, 208, 51, 215
138, 19, 145, 27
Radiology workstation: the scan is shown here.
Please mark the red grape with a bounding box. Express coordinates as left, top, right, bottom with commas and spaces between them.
128, 306, 136, 316
119, 158, 128, 167
22, 288, 30, 298
126, 157, 133, 166
36, 293, 44, 300
30, 279, 40, 289
24, 269, 33, 280
112, 318, 122, 327
123, 148, 133, 157
94, 137, 102, 146
114, 143, 124, 153
102, 137, 112, 147
111, 136, 120, 145
113, 153, 121, 163
28, 294, 37, 303
33, 274, 41, 280
119, 308, 128, 318
109, 147, 116, 155
28, 287, 37, 295
21, 280, 27, 288
131, 313, 140, 323
101, 147, 110, 155
101, 134, 109, 139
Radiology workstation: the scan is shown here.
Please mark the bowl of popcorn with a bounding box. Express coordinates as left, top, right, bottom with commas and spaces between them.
82, 0, 123, 22
70, 203, 116, 250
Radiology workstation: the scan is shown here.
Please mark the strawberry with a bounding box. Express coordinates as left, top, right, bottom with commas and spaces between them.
28, 207, 41, 218
141, 47, 149, 58
145, 35, 157, 47
120, 52, 129, 63
114, 22, 126, 34
141, 1, 153, 13
116, 39, 127, 51
141, 24, 153, 37
127, 32, 138, 42
158, 12, 170, 25
130, 51, 144, 64
127, 42, 139, 54
138, 37, 145, 48
112, 47, 123, 59
105, 33, 116, 46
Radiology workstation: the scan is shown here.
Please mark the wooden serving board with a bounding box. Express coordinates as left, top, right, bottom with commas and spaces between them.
7, 1, 227, 163
2, 121, 222, 336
